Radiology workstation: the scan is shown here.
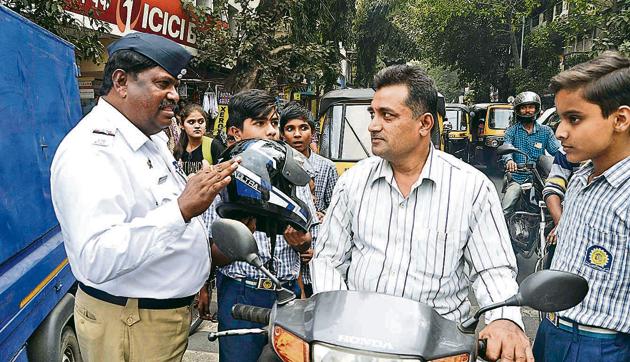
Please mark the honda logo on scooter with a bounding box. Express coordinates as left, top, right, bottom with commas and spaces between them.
337, 334, 395, 350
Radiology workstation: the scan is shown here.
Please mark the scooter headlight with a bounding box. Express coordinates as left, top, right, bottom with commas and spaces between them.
311, 342, 422, 361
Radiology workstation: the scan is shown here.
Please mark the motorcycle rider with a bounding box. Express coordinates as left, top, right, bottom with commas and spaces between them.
502, 91, 560, 216
312, 64, 533, 361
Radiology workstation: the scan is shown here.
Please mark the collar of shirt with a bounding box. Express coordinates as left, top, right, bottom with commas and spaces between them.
516, 121, 540, 134
573, 156, 630, 189
98, 99, 151, 152
370, 145, 437, 192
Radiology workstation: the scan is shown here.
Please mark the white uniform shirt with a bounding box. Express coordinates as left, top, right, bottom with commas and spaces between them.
51, 99, 210, 298
311, 148, 523, 327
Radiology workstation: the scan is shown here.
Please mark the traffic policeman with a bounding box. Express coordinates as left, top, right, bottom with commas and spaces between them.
51, 32, 238, 361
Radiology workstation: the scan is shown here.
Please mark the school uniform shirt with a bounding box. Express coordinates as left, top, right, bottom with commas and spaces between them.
311, 147, 524, 327
308, 150, 339, 212
542, 148, 581, 201
51, 99, 210, 299
551, 157, 630, 333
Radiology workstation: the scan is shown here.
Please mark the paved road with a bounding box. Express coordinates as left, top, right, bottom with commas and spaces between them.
184, 163, 541, 360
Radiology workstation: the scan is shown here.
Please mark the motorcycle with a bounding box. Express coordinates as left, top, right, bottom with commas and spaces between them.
207, 219, 588, 362
497, 144, 554, 267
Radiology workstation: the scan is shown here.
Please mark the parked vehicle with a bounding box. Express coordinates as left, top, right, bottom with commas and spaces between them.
444, 103, 472, 162
537, 107, 560, 132
470, 103, 513, 169
0, 6, 82, 362
497, 144, 555, 263
207, 219, 588, 362
318, 89, 446, 175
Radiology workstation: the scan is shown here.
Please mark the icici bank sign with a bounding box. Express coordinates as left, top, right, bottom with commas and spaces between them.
66, 0, 199, 47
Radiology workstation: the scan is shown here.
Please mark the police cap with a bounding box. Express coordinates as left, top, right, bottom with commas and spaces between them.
107, 32, 192, 79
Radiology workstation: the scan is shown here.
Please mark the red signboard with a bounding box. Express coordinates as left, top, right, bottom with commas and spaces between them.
66, 0, 198, 47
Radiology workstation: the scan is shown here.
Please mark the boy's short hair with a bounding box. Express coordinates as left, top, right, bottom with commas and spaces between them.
550, 51, 630, 117
280, 102, 315, 132
227, 89, 277, 130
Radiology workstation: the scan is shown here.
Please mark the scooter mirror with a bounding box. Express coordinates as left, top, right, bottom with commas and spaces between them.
496, 144, 519, 156
212, 219, 263, 268
517, 270, 589, 312
459, 270, 588, 333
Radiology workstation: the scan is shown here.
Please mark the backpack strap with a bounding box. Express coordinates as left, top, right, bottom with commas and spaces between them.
201, 136, 213, 165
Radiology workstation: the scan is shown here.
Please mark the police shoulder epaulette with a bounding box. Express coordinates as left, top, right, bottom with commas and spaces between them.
91, 128, 116, 147
92, 128, 116, 136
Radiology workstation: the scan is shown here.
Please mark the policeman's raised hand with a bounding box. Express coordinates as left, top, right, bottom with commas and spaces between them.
284, 225, 311, 253
505, 160, 518, 172
178, 158, 240, 222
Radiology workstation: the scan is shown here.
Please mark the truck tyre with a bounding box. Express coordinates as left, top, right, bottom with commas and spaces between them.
60, 326, 82, 362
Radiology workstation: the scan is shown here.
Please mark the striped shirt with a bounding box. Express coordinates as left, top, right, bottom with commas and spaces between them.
203, 185, 319, 282
308, 151, 339, 212
542, 149, 581, 201
301, 151, 339, 285
551, 156, 630, 332
503, 122, 560, 184
311, 147, 524, 326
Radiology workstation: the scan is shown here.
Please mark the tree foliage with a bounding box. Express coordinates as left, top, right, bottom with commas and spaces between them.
2, 0, 111, 62
591, 0, 630, 55
397, 0, 539, 102
353, 0, 420, 86
184, 0, 355, 92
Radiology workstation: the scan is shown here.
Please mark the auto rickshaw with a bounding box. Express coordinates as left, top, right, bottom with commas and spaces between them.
317, 88, 445, 175
470, 103, 513, 169
443, 103, 471, 163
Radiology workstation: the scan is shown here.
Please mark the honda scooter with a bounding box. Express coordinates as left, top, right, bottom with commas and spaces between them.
207, 219, 588, 362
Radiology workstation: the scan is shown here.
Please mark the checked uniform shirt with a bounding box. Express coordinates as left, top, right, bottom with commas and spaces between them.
551, 156, 630, 333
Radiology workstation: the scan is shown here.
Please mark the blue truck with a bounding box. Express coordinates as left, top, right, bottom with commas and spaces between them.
0, 5, 83, 362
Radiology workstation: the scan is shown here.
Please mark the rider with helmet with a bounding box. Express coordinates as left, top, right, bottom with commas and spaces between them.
200, 89, 318, 362
502, 91, 560, 216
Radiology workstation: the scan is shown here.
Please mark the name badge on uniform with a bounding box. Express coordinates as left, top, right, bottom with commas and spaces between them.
534, 142, 543, 149
158, 175, 168, 184
584, 245, 613, 272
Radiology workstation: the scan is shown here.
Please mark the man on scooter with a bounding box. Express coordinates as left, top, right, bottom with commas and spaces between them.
311, 64, 534, 361
502, 91, 560, 216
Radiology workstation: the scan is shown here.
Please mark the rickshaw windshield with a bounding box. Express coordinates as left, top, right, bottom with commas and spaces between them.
446, 109, 466, 131
489, 108, 512, 129
320, 103, 372, 161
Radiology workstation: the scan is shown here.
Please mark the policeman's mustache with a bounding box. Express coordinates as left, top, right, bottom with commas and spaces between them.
160, 100, 178, 111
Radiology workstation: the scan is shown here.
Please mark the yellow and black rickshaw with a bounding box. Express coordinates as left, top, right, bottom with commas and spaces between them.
317, 89, 445, 175
443, 103, 471, 163
470, 103, 513, 169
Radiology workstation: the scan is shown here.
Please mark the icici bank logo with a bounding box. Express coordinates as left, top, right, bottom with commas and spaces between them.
116, 0, 141, 33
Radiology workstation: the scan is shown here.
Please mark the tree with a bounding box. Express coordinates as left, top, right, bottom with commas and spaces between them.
591, 0, 630, 55
183, 0, 355, 92
353, 0, 420, 86
396, 0, 541, 101
2, 0, 111, 62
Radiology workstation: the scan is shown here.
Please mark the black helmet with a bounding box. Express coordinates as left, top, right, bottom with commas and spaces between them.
216, 139, 313, 236
513, 91, 541, 123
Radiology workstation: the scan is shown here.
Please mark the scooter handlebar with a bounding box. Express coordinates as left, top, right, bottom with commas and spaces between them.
478, 338, 487, 360
232, 304, 271, 325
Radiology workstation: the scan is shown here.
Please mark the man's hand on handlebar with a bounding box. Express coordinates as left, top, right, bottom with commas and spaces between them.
505, 160, 518, 172
479, 319, 533, 362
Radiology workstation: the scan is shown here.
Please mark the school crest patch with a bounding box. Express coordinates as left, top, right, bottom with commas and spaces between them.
584, 245, 612, 272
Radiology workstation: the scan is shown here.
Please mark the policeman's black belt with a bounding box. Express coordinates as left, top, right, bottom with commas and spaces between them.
79, 283, 194, 310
